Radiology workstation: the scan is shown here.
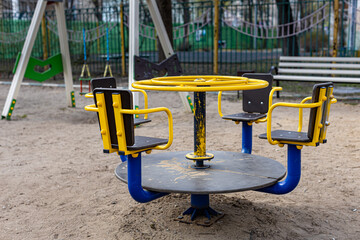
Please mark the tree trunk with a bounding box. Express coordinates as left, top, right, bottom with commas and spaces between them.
91, 0, 103, 22
276, 0, 299, 56
156, 0, 173, 62
339, 1, 348, 55
177, 0, 191, 51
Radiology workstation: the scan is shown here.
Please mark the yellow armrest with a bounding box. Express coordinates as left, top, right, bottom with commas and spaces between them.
217, 91, 224, 117
131, 89, 149, 119
119, 107, 173, 150
84, 104, 98, 112
266, 101, 322, 145
85, 90, 148, 118
268, 87, 282, 107
297, 96, 312, 132
255, 86, 283, 123
85, 93, 94, 98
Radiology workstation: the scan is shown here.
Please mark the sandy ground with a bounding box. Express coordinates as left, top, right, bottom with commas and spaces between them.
0, 83, 359, 240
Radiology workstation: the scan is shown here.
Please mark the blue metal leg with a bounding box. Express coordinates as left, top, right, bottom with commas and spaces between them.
182, 194, 220, 221
120, 155, 127, 162
257, 144, 301, 194
127, 153, 168, 203
242, 122, 252, 154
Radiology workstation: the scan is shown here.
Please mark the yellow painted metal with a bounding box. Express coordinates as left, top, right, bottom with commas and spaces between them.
120, 2, 126, 77
268, 87, 282, 108
118, 107, 173, 151
103, 63, 113, 77
84, 93, 118, 154
83, 93, 173, 156
84, 89, 150, 119
319, 88, 337, 143
217, 91, 224, 117
112, 94, 128, 154
185, 152, 214, 161
84, 93, 93, 98
213, 0, 219, 74
132, 76, 269, 92
84, 104, 97, 112
265, 88, 337, 147
131, 89, 149, 119
195, 112, 205, 156
254, 86, 282, 124
297, 96, 312, 132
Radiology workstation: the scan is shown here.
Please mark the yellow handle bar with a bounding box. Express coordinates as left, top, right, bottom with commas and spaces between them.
130, 89, 149, 119
85, 89, 149, 119
84, 104, 98, 112
85, 93, 94, 98
266, 101, 323, 145
118, 107, 173, 150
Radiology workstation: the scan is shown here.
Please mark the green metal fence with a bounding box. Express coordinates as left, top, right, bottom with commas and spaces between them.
0, 0, 356, 81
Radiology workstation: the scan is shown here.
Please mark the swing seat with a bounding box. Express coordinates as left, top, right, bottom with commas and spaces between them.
134, 54, 183, 80
13, 53, 63, 82
259, 82, 337, 146
85, 88, 173, 155
218, 73, 282, 123
89, 77, 151, 126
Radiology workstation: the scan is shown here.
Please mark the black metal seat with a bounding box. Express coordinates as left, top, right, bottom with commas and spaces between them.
219, 73, 281, 123
259, 82, 337, 146
218, 73, 282, 154
85, 88, 173, 155
90, 77, 151, 126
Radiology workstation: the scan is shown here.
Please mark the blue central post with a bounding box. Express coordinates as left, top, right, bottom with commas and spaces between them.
183, 194, 220, 221
242, 122, 253, 154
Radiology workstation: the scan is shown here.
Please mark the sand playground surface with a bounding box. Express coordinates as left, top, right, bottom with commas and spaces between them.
0, 83, 359, 239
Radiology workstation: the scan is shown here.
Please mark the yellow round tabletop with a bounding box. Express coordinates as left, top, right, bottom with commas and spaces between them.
132, 75, 269, 92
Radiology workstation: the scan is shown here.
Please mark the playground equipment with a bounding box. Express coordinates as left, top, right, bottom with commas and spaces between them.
85, 76, 280, 224
258, 82, 337, 194
79, 28, 92, 95
218, 73, 282, 154
2, 0, 74, 120
103, 28, 113, 78
86, 76, 337, 225
85, 87, 173, 154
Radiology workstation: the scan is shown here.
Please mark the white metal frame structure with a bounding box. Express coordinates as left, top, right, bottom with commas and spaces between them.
129, 0, 192, 112
1, 0, 74, 120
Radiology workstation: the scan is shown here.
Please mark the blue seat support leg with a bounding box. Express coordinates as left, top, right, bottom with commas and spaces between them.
127, 153, 168, 203
256, 144, 301, 194
120, 155, 127, 162
242, 122, 252, 154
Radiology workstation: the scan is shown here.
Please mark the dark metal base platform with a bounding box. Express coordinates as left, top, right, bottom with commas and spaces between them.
115, 151, 286, 194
